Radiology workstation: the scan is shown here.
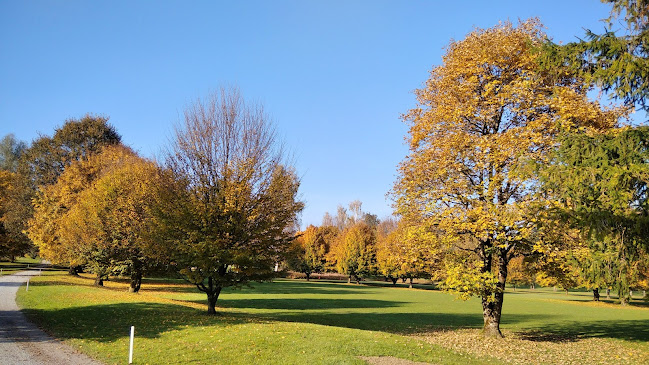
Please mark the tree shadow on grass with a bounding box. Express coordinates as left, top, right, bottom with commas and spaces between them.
224, 280, 382, 295
21, 302, 249, 343
252, 310, 554, 335
138, 279, 370, 296
206, 297, 405, 310
517, 319, 649, 342
22, 297, 648, 344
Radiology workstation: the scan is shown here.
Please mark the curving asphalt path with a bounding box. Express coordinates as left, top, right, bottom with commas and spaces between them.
0, 270, 103, 365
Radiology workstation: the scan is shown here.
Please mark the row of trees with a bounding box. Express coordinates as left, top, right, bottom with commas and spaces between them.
0, 88, 304, 314
287, 201, 435, 287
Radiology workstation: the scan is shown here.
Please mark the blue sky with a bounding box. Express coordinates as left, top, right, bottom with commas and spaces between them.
0, 1, 622, 227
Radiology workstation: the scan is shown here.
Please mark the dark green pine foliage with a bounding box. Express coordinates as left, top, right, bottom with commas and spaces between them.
538, 0, 649, 112
542, 127, 649, 303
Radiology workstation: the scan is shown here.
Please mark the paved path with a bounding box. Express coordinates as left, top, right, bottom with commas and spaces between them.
0, 270, 103, 365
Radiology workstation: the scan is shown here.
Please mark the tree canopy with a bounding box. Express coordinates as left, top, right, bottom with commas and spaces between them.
159, 87, 304, 314
392, 19, 622, 337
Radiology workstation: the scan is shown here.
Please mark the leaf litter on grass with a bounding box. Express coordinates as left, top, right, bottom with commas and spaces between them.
417, 329, 649, 365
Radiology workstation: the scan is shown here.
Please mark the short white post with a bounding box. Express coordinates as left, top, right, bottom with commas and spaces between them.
39, 268, 42, 275
27, 264, 30, 268
129, 326, 134, 364
26, 278, 29, 291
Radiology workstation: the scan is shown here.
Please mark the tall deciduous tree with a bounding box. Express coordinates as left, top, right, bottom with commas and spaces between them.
392, 20, 622, 337
161, 87, 303, 314
287, 225, 337, 280
58, 147, 166, 291
28, 145, 133, 281
6, 115, 120, 259
331, 222, 376, 284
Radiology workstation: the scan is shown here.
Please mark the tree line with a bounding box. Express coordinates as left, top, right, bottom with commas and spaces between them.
0, 88, 303, 315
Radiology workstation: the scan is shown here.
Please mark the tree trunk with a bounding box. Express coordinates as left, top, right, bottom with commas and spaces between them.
391, 277, 398, 285
129, 271, 142, 293
401, 277, 407, 283
530, 282, 535, 290
305, 272, 311, 281
593, 288, 600, 301
207, 288, 222, 314
94, 274, 104, 286
68, 265, 80, 276
348, 275, 351, 284
606, 288, 611, 299
129, 258, 143, 293
480, 244, 506, 338
198, 276, 223, 315
408, 277, 413, 289
482, 296, 503, 338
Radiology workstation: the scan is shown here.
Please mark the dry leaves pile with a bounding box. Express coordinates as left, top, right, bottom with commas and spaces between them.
417, 329, 648, 365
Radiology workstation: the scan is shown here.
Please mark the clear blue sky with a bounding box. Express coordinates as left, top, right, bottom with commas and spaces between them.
0, 1, 620, 227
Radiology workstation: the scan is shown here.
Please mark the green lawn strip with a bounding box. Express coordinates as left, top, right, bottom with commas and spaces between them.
0, 257, 44, 276
17, 274, 486, 365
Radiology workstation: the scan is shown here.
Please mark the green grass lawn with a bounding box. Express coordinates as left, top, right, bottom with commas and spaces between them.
0, 257, 42, 276
15, 272, 649, 364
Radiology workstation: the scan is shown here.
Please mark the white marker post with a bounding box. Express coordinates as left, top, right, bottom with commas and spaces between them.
129, 326, 134, 364
26, 278, 29, 291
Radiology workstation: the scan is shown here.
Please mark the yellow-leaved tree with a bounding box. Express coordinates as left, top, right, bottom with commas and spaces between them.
392, 19, 623, 337
59, 148, 166, 291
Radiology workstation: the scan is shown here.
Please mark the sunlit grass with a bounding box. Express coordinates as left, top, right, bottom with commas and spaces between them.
15, 272, 649, 364
0, 257, 42, 276
16, 272, 484, 364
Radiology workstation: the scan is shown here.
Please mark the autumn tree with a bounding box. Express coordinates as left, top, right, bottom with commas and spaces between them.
6, 116, 120, 261
28, 145, 135, 282
375, 218, 402, 284
392, 20, 622, 337
331, 221, 376, 283
0, 170, 30, 260
287, 225, 337, 280
0, 135, 30, 260
505, 257, 535, 291
57, 147, 166, 291
159, 87, 303, 314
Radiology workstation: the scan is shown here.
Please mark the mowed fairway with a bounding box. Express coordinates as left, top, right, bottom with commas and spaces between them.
16, 272, 649, 365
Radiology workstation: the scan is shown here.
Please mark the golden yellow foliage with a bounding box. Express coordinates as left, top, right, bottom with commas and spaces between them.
392, 19, 623, 337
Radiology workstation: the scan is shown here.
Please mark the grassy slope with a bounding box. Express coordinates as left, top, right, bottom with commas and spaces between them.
16, 272, 649, 364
